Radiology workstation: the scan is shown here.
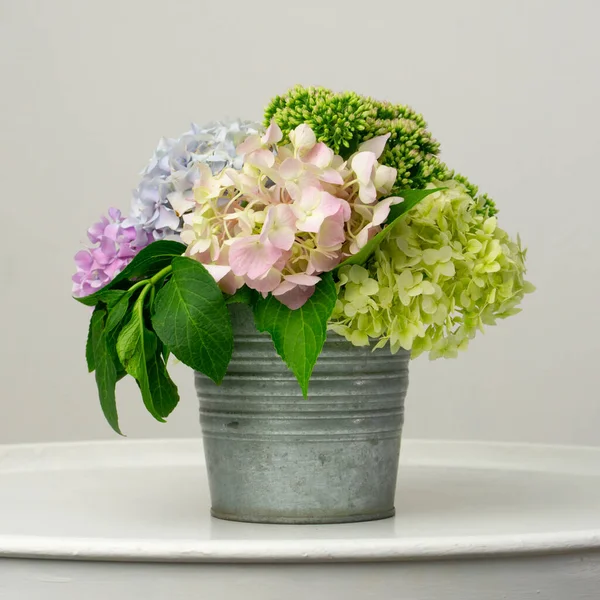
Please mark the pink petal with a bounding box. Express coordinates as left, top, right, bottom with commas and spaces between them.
272, 280, 295, 296
236, 134, 263, 156
190, 238, 212, 255
351, 151, 376, 184
277, 146, 294, 161
357, 133, 391, 159
301, 213, 326, 233
259, 207, 276, 244
319, 192, 345, 218
204, 264, 231, 282
269, 228, 295, 250
74, 250, 93, 271
285, 181, 302, 202
358, 181, 377, 204
317, 214, 346, 247
197, 163, 214, 187
168, 191, 196, 217
274, 284, 316, 309
260, 205, 297, 250
117, 226, 136, 244
218, 272, 245, 295
289, 124, 316, 154
308, 249, 341, 274
262, 120, 283, 145
104, 259, 126, 279
304, 142, 333, 168
245, 268, 282, 293
297, 185, 321, 211
319, 168, 344, 185
108, 207, 122, 222
279, 158, 304, 179
293, 187, 342, 233
229, 236, 282, 279
274, 249, 292, 270
117, 243, 136, 259
103, 224, 120, 241
284, 273, 321, 286
340, 199, 352, 221
371, 198, 397, 227
351, 225, 373, 254
246, 149, 275, 169
374, 164, 397, 193
275, 204, 297, 229
99, 238, 117, 261
87, 217, 109, 243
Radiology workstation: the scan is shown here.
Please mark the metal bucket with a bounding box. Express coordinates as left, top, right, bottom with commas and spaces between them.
195, 304, 410, 524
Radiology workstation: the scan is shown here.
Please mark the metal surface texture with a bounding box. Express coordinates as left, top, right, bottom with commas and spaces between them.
195, 304, 410, 524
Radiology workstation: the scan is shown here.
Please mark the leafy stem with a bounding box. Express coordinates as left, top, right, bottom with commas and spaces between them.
150, 265, 172, 286
136, 281, 152, 318
128, 265, 173, 298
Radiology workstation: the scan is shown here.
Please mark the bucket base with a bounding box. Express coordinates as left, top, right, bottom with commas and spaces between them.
210, 506, 396, 525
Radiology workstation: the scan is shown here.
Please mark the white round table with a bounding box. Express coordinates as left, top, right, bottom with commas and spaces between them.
1, 439, 599, 599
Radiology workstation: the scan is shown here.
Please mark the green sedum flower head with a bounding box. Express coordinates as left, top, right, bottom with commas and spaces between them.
264, 86, 378, 156
329, 181, 533, 359
265, 86, 496, 215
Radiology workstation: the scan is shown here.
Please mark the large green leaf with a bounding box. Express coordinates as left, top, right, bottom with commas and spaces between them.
151, 257, 233, 384
89, 307, 121, 434
146, 350, 180, 418
253, 272, 337, 396
105, 289, 135, 332
336, 188, 441, 269
75, 240, 186, 306
86, 315, 96, 373
116, 297, 164, 423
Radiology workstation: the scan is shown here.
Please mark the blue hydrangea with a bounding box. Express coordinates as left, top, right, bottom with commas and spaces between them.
124, 119, 262, 238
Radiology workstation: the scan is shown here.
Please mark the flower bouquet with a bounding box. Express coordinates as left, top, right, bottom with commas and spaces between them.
73, 86, 532, 523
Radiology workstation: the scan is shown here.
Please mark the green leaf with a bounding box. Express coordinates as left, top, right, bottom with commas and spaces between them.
86, 316, 95, 373
225, 286, 257, 305
106, 319, 128, 382
101, 290, 128, 307
75, 240, 186, 306
90, 307, 122, 435
116, 295, 164, 422
151, 257, 233, 384
106, 289, 135, 332
253, 272, 337, 396
146, 350, 180, 418
86, 289, 130, 373
336, 188, 442, 269
385, 188, 442, 223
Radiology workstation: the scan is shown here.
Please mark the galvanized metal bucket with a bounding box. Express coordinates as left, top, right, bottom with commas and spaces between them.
195, 303, 410, 524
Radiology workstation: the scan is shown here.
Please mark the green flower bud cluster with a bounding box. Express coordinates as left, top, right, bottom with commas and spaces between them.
329, 181, 533, 359
264, 86, 378, 156
264, 86, 496, 215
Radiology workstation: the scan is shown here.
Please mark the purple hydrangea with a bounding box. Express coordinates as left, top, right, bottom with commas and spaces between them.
72, 119, 261, 297
72, 208, 153, 298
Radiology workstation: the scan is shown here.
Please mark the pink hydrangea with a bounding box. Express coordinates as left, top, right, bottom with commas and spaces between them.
72, 208, 153, 297
180, 121, 401, 308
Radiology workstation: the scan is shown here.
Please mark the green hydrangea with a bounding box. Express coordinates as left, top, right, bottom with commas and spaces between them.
329, 181, 533, 359
264, 85, 496, 215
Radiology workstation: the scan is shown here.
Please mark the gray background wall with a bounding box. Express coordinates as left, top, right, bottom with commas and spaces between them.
1, 0, 598, 445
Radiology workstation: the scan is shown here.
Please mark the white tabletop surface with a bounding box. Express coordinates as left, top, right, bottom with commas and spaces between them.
1, 438, 600, 563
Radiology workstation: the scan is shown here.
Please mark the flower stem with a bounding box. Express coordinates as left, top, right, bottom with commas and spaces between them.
149, 265, 173, 286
